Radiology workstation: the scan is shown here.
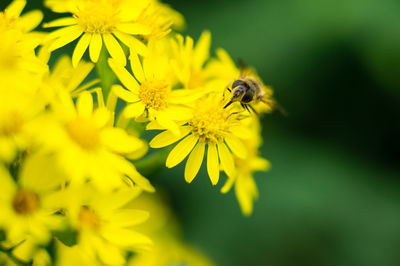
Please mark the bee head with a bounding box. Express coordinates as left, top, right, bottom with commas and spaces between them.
231, 86, 246, 101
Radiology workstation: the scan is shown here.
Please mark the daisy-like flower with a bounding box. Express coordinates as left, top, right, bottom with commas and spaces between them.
221, 117, 270, 216
56, 185, 151, 265
108, 43, 196, 135
0, 153, 65, 245
0, 0, 43, 34
150, 94, 250, 185
43, 0, 168, 67
170, 31, 213, 90
36, 91, 154, 192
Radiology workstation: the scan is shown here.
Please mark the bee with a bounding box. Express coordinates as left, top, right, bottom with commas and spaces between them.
224, 61, 286, 116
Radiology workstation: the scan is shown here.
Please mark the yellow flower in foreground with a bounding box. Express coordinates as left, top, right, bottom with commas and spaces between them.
150, 95, 250, 185
0, 154, 65, 245
43, 0, 160, 67
108, 54, 194, 135
37, 91, 154, 192
56, 186, 151, 265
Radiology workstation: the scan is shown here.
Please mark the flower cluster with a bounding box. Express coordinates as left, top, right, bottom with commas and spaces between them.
0, 0, 273, 264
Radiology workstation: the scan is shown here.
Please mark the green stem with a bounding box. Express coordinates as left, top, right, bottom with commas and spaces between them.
0, 245, 31, 266
95, 48, 116, 103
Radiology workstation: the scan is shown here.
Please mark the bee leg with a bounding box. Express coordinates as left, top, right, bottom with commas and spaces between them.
241, 103, 251, 114
247, 104, 258, 115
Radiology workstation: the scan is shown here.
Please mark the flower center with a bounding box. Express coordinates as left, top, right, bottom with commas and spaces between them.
66, 117, 100, 150
79, 206, 100, 230
139, 79, 170, 111
189, 102, 230, 143
75, 0, 121, 34
13, 189, 40, 216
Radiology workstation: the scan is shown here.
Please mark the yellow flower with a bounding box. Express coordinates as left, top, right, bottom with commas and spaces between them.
43, 0, 169, 67
40, 55, 99, 103
108, 45, 196, 135
56, 185, 152, 265
170, 31, 212, 90
35, 91, 154, 192
221, 117, 270, 216
0, 153, 65, 245
150, 94, 250, 185
0, 0, 43, 34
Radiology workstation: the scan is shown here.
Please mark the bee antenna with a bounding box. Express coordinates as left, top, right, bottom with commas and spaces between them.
224, 100, 233, 109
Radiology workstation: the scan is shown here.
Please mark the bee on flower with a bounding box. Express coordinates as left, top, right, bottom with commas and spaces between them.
150, 94, 249, 185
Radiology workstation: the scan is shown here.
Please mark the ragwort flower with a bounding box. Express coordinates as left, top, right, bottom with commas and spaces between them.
43, 0, 174, 67
150, 94, 249, 185
36, 91, 154, 192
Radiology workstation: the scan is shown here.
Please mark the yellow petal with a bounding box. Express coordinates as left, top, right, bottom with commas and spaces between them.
108, 58, 140, 92
76, 91, 93, 118
114, 31, 147, 55
156, 112, 180, 136
101, 127, 144, 154
220, 177, 235, 194
107, 209, 149, 227
117, 23, 151, 35
123, 102, 145, 118
235, 174, 257, 216
217, 142, 235, 178
193, 30, 211, 70
102, 227, 152, 247
43, 17, 77, 28
111, 85, 139, 102
184, 142, 205, 183
149, 127, 190, 148
72, 33, 91, 67
166, 135, 198, 168
224, 135, 247, 159
129, 52, 145, 83
48, 25, 83, 51
207, 143, 220, 185
17, 10, 43, 32
5, 0, 26, 17
103, 33, 126, 66
89, 33, 102, 63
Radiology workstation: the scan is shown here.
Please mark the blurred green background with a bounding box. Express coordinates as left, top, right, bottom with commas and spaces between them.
3, 0, 400, 265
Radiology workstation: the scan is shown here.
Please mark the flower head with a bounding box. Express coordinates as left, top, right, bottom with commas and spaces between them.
35, 91, 154, 192
43, 0, 179, 67
150, 94, 249, 185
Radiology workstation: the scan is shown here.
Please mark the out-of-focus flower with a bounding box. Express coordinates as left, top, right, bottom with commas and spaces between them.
34, 91, 154, 192
221, 117, 270, 215
0, 154, 65, 245
55, 185, 151, 265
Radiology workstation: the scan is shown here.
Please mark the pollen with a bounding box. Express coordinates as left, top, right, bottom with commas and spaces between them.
139, 79, 170, 110
66, 117, 100, 150
75, 0, 121, 34
13, 189, 40, 216
79, 206, 101, 230
189, 101, 230, 143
